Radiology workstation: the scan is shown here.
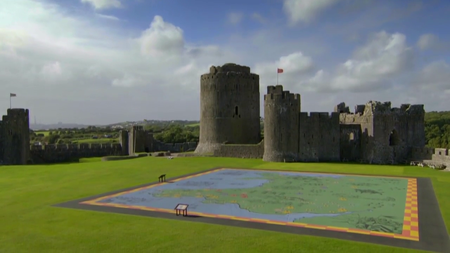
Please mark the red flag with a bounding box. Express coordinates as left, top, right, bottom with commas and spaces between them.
277, 68, 283, 73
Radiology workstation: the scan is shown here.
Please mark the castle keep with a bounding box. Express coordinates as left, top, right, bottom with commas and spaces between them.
195, 63, 261, 154
198, 63, 432, 165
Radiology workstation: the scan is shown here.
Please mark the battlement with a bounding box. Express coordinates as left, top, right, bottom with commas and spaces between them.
265, 85, 300, 100
7, 108, 29, 116
30, 143, 122, 151
337, 101, 425, 116
200, 72, 258, 81
267, 85, 284, 94
299, 112, 340, 120
209, 63, 251, 74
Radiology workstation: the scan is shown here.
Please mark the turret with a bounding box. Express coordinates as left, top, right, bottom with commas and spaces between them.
263, 85, 300, 162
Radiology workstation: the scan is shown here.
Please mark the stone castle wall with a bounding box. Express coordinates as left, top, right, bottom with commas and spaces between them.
153, 140, 197, 153
298, 112, 340, 162
213, 140, 264, 159
337, 101, 425, 164
411, 147, 450, 167
30, 143, 122, 163
339, 124, 362, 162
195, 63, 261, 154
29, 138, 198, 164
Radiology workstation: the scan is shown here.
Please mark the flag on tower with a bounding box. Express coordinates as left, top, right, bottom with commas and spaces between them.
10, 93, 16, 97
277, 68, 284, 73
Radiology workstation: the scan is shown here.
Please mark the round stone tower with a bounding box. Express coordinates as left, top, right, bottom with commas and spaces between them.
263, 85, 300, 162
195, 63, 261, 154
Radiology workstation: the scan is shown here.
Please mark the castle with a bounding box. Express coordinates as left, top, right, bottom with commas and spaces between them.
0, 63, 448, 167
194, 63, 448, 166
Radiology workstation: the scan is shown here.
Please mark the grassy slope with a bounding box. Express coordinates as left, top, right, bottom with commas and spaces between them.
1, 157, 448, 253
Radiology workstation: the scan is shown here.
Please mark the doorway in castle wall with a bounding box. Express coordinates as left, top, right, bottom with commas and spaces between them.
389, 129, 400, 146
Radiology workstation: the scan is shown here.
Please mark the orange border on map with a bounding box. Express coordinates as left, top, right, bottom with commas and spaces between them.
81, 168, 419, 241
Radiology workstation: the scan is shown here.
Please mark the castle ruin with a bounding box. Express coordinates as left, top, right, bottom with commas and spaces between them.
0, 62, 448, 167
195, 63, 445, 166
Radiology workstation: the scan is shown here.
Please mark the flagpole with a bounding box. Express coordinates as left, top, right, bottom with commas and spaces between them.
277, 70, 278, 85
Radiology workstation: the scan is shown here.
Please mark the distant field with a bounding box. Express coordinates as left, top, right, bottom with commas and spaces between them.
74, 138, 118, 144
186, 123, 199, 127
34, 131, 50, 136
1, 157, 449, 252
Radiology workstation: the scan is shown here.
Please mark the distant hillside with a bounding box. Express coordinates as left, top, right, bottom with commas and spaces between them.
425, 111, 450, 148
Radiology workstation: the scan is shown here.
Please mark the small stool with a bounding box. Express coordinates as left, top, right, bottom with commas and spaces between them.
174, 204, 189, 216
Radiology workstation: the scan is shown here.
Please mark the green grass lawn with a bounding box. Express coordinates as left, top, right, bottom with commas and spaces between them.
0, 157, 448, 253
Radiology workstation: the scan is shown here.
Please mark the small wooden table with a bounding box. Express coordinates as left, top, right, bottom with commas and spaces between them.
158, 174, 166, 182
174, 204, 189, 216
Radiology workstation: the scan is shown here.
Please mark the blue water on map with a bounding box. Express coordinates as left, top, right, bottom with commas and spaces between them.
98, 169, 350, 222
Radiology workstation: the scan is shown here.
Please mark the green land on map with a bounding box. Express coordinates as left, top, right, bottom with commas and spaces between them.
154, 172, 409, 234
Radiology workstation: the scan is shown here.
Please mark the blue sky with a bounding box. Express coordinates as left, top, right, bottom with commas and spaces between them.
0, 0, 449, 124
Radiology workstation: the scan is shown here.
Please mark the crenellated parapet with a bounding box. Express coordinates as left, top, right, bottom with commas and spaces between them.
299, 112, 340, 120
200, 63, 259, 93
337, 101, 425, 116
30, 142, 123, 164
30, 143, 122, 151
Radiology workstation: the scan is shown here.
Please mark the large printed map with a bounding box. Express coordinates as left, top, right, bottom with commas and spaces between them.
96, 168, 410, 234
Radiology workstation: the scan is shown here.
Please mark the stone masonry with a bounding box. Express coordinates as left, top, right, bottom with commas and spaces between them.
203, 63, 441, 165
195, 63, 261, 154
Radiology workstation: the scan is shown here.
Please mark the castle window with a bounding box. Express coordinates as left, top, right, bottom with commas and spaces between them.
349, 132, 354, 141
235, 106, 239, 116
389, 129, 400, 146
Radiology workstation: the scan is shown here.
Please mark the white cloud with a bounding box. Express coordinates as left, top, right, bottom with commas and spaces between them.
254, 52, 315, 89
41, 62, 62, 75
251, 13, 266, 24
0, 0, 240, 123
417, 33, 450, 51
96, 14, 120, 21
137, 16, 185, 58
283, 0, 340, 24
112, 74, 144, 87
413, 61, 450, 91
417, 34, 439, 50
81, 0, 121, 10
303, 31, 415, 92
227, 12, 244, 25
